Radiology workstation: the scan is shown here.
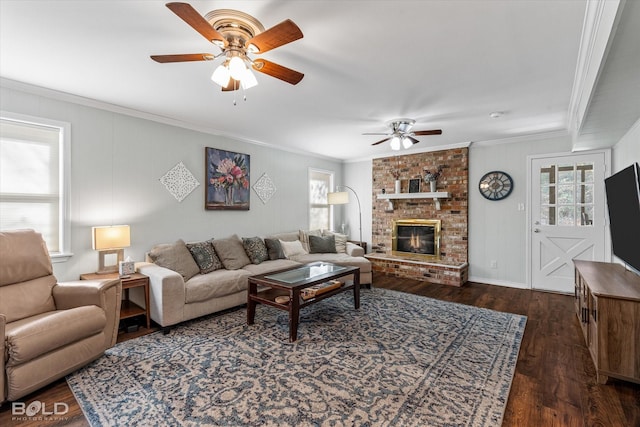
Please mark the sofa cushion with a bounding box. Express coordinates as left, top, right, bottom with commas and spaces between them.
309, 235, 337, 254
298, 229, 323, 252
5, 306, 106, 366
212, 234, 252, 270
242, 259, 301, 276
149, 239, 200, 282
280, 239, 307, 259
184, 269, 251, 303
264, 238, 285, 260
186, 240, 223, 274
242, 237, 269, 264
291, 253, 372, 274
323, 230, 348, 253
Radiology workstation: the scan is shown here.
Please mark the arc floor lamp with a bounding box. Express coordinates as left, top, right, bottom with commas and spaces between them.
327, 185, 362, 246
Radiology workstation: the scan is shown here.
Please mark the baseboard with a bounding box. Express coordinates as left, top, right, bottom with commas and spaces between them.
468, 276, 530, 290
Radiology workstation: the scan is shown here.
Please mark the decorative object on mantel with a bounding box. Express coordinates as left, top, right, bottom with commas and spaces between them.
159, 161, 200, 202
205, 147, 250, 210
423, 165, 443, 192
479, 171, 513, 201
252, 172, 276, 204
409, 178, 421, 193
391, 168, 401, 194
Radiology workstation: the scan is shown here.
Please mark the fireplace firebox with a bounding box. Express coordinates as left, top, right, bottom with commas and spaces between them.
392, 219, 441, 260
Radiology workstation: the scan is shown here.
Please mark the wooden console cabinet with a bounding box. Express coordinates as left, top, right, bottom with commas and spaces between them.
574, 260, 640, 384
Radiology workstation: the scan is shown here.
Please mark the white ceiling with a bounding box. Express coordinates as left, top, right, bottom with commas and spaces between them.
0, 1, 635, 161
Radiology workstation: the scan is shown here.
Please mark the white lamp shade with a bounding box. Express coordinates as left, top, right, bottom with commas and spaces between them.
92, 225, 130, 250
211, 64, 231, 87
240, 68, 258, 89
390, 136, 401, 151
402, 136, 412, 149
228, 56, 246, 80
327, 191, 349, 205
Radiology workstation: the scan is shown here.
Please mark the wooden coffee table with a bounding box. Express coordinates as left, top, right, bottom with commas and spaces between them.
247, 262, 360, 342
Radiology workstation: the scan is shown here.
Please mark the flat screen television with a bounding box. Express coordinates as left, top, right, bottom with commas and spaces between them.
604, 162, 640, 272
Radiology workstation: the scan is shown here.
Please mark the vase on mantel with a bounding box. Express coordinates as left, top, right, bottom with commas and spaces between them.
429, 180, 436, 192
395, 180, 401, 194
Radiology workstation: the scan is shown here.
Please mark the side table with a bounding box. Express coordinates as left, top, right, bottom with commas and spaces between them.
80, 272, 151, 330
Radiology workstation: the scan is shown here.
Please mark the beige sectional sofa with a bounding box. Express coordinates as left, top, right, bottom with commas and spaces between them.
134, 230, 371, 331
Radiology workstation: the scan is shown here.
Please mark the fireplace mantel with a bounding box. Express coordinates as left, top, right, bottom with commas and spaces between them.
377, 192, 449, 210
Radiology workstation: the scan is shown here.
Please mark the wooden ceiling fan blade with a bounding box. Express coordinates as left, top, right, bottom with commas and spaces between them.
362, 132, 390, 136
413, 129, 443, 136
245, 19, 303, 53
166, 2, 226, 45
252, 59, 304, 85
371, 137, 392, 146
150, 53, 214, 63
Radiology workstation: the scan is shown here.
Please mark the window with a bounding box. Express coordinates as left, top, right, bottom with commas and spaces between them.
539, 162, 594, 226
309, 168, 334, 230
0, 113, 71, 259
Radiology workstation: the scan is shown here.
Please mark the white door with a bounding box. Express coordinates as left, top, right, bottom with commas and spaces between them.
530, 152, 609, 293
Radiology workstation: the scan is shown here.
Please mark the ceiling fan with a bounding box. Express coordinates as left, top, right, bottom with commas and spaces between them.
364, 119, 442, 150
151, 2, 304, 91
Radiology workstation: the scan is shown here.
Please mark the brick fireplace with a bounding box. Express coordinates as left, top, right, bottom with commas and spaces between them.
366, 147, 469, 286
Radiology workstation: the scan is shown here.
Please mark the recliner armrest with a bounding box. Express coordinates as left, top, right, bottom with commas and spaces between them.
53, 279, 120, 310
53, 279, 122, 348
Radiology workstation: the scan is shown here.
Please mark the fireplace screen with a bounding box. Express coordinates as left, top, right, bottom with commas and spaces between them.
392, 219, 441, 260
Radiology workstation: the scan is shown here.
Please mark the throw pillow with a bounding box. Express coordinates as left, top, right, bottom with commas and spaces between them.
298, 229, 323, 252
212, 234, 252, 270
323, 230, 348, 253
149, 239, 200, 281
279, 239, 308, 259
264, 238, 285, 260
309, 234, 337, 254
186, 239, 223, 274
242, 237, 269, 264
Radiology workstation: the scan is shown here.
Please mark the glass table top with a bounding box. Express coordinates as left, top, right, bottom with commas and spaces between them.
264, 263, 347, 284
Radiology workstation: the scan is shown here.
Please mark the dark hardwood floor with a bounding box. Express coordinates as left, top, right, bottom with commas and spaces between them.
1, 274, 638, 426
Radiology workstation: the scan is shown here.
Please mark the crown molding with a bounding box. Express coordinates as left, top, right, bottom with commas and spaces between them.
0, 77, 343, 163
567, 0, 625, 142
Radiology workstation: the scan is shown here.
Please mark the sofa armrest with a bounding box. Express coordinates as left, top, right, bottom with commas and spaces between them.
135, 262, 185, 328
346, 242, 365, 257
53, 279, 122, 348
0, 313, 6, 403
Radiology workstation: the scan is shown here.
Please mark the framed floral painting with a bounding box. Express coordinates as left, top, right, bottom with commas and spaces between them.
205, 147, 250, 210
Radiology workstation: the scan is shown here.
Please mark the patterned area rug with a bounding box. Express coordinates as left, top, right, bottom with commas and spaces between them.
67, 288, 526, 426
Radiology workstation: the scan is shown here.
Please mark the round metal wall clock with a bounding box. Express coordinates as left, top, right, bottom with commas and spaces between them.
479, 171, 513, 201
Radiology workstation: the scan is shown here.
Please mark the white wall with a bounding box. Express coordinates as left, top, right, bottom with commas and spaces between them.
1, 85, 343, 281
340, 160, 372, 247
468, 134, 573, 287
612, 117, 640, 173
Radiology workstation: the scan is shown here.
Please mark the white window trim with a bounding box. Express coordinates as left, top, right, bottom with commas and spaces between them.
1, 111, 73, 262
308, 167, 335, 231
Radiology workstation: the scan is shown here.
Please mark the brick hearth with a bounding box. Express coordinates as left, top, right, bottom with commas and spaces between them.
369, 148, 468, 286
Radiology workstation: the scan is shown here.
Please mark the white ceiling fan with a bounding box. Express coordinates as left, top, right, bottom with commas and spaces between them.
364, 118, 442, 150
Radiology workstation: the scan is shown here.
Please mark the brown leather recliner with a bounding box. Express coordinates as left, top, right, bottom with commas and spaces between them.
0, 229, 122, 403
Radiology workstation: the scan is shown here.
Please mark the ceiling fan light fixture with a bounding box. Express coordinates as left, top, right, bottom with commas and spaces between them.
228, 55, 246, 80
240, 68, 258, 89
211, 63, 231, 87
402, 136, 412, 149
246, 43, 259, 53
390, 136, 401, 151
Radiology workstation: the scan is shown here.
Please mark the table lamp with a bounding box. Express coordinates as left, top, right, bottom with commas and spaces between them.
92, 225, 130, 274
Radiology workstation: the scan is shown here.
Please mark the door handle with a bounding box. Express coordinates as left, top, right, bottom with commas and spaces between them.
533, 228, 540, 233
